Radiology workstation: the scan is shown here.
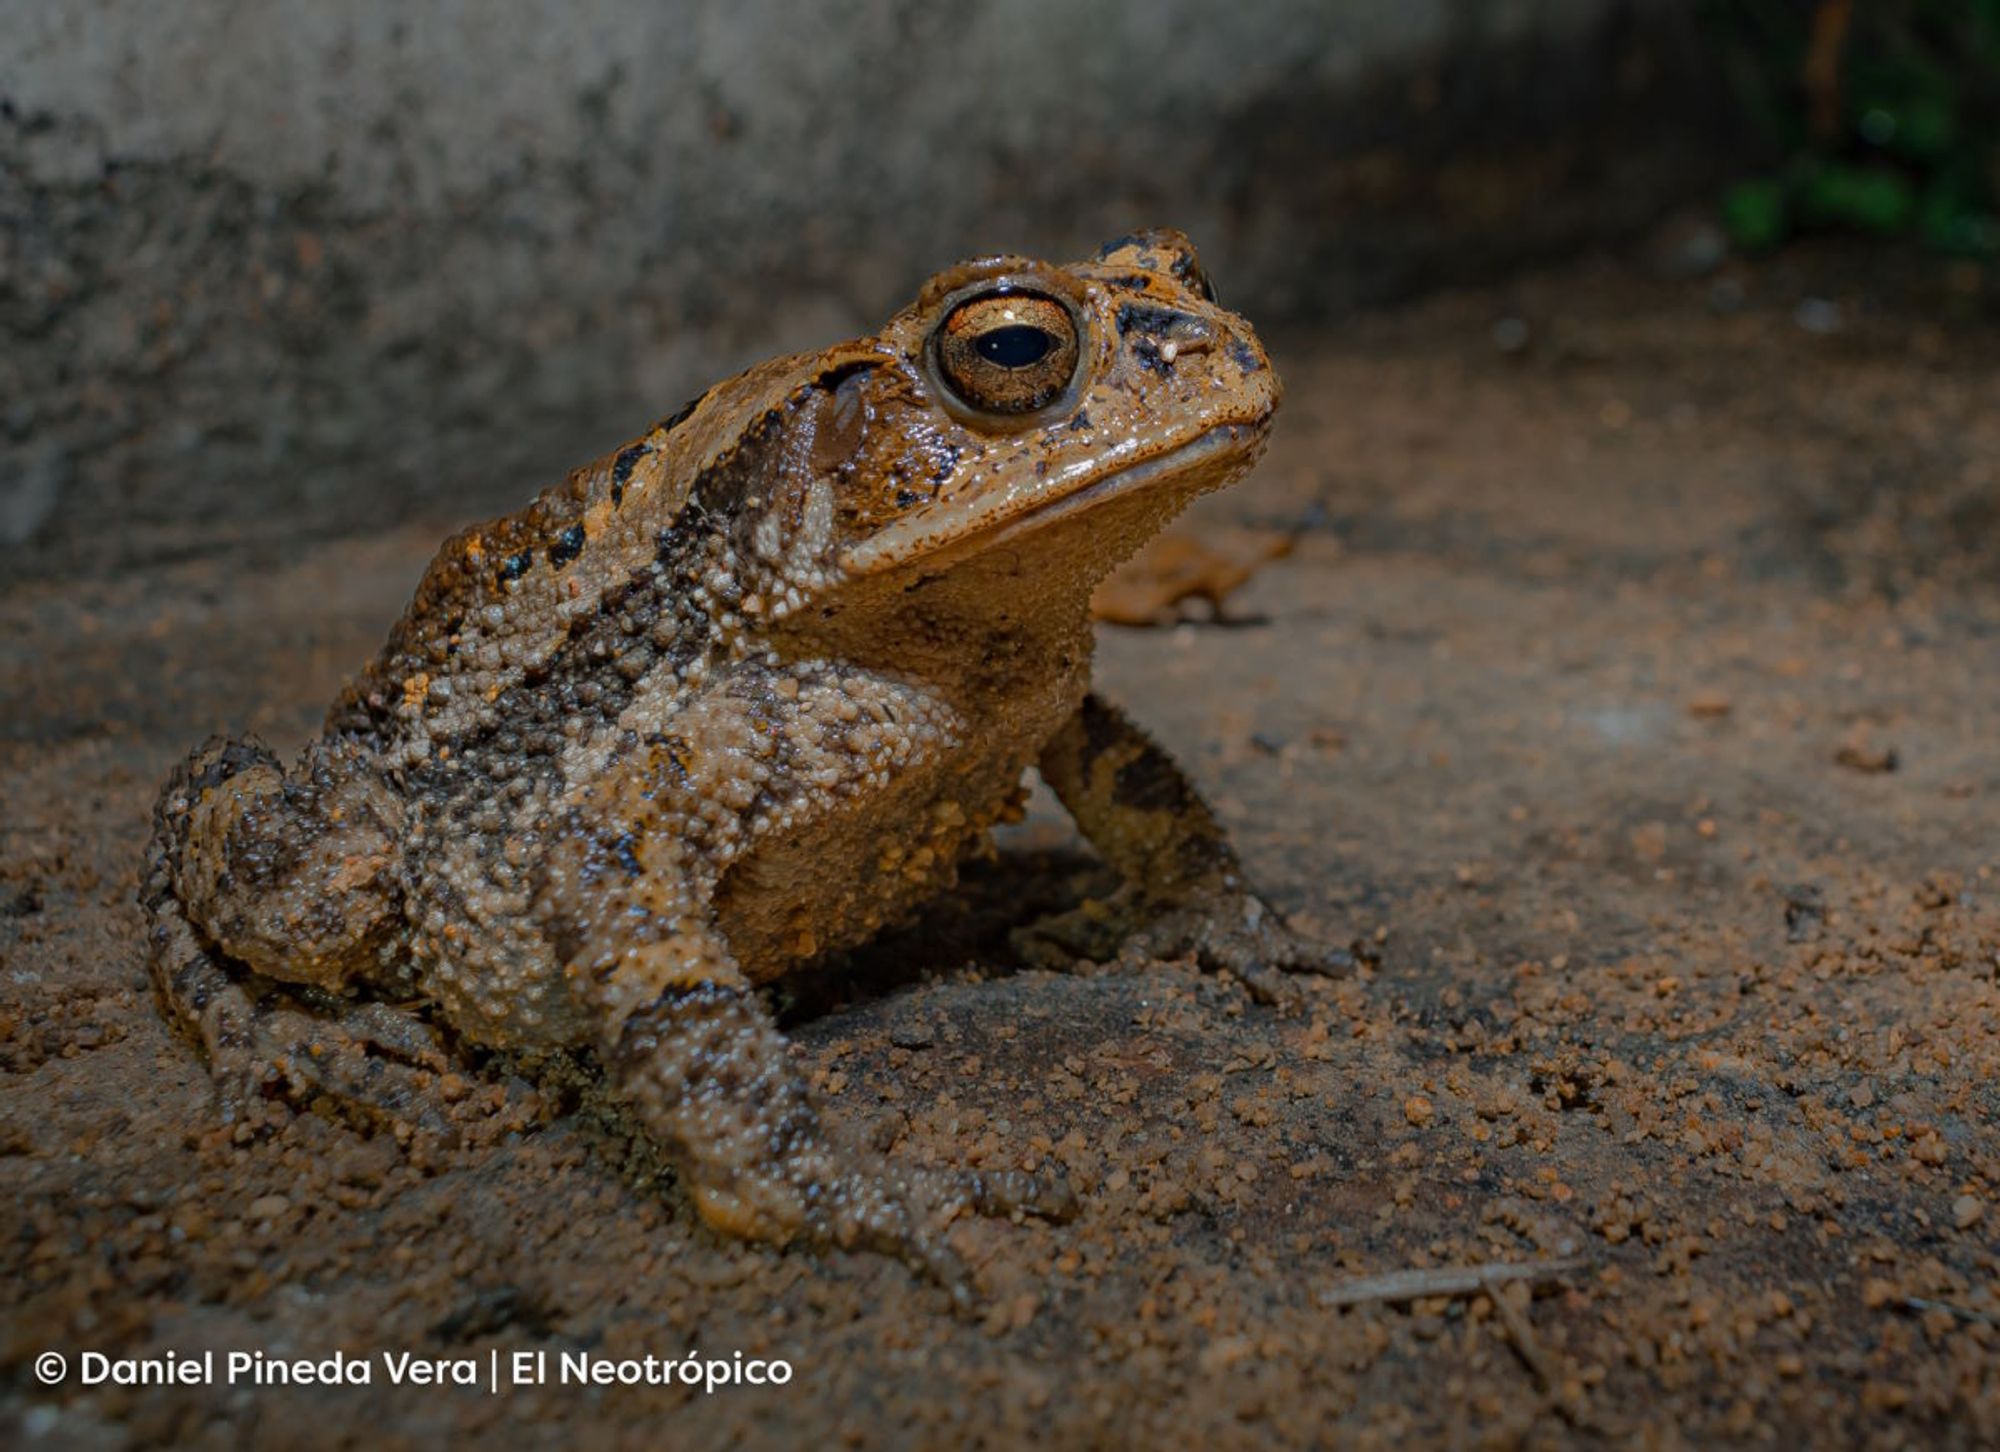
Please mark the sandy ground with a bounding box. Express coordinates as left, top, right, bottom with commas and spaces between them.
4, 251, 1998, 1448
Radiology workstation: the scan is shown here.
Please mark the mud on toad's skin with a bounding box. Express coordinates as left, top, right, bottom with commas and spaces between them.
144, 228, 1349, 1301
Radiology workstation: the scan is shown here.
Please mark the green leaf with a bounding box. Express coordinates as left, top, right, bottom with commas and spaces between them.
1721, 178, 1790, 250
1797, 162, 1916, 234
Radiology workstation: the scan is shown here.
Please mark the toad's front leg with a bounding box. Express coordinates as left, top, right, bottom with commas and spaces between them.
606, 971, 1073, 1300
1026, 692, 1355, 1006
541, 745, 1071, 1304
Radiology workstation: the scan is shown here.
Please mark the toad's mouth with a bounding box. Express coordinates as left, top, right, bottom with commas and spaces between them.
840, 422, 1267, 577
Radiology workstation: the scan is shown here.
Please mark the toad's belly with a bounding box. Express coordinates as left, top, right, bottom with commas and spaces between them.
713, 737, 1040, 981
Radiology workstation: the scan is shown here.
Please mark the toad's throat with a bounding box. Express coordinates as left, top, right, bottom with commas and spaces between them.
840, 422, 1265, 577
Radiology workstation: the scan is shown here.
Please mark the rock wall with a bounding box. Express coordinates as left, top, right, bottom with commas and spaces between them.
0, 0, 1732, 575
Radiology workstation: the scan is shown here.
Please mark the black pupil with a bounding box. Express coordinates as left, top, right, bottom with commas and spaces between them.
975, 324, 1053, 368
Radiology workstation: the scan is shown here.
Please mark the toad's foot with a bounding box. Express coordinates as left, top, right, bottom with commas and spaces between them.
1031, 691, 1357, 1007
1118, 886, 1356, 1009
1015, 884, 1354, 1010
155, 946, 454, 1137
690, 1132, 1077, 1307
611, 979, 1074, 1309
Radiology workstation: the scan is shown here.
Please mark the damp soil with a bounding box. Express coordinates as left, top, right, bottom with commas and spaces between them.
3, 248, 1998, 1448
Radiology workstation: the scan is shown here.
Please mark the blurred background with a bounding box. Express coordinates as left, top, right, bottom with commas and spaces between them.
1, 1, 1995, 575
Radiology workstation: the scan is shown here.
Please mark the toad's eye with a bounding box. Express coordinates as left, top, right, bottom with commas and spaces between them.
933, 292, 1079, 416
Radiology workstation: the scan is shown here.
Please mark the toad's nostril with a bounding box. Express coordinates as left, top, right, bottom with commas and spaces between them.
1156, 335, 1212, 365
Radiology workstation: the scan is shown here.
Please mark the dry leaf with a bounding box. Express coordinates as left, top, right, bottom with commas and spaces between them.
1091, 526, 1297, 627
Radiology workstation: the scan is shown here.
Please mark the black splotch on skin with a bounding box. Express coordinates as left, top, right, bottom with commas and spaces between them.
498, 551, 533, 585
654, 391, 706, 437
548, 524, 587, 569
1117, 303, 1202, 375
927, 444, 963, 486
1113, 752, 1199, 816
610, 445, 650, 505
1169, 250, 1216, 303
814, 360, 877, 393
1077, 694, 1126, 762
186, 739, 276, 796
1116, 303, 1191, 338
609, 832, 644, 877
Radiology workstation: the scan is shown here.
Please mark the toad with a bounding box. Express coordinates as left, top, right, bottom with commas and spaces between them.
144, 230, 1343, 1297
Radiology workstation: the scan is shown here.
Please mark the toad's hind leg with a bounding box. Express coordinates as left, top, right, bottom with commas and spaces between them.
148, 736, 403, 991
144, 737, 443, 1127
